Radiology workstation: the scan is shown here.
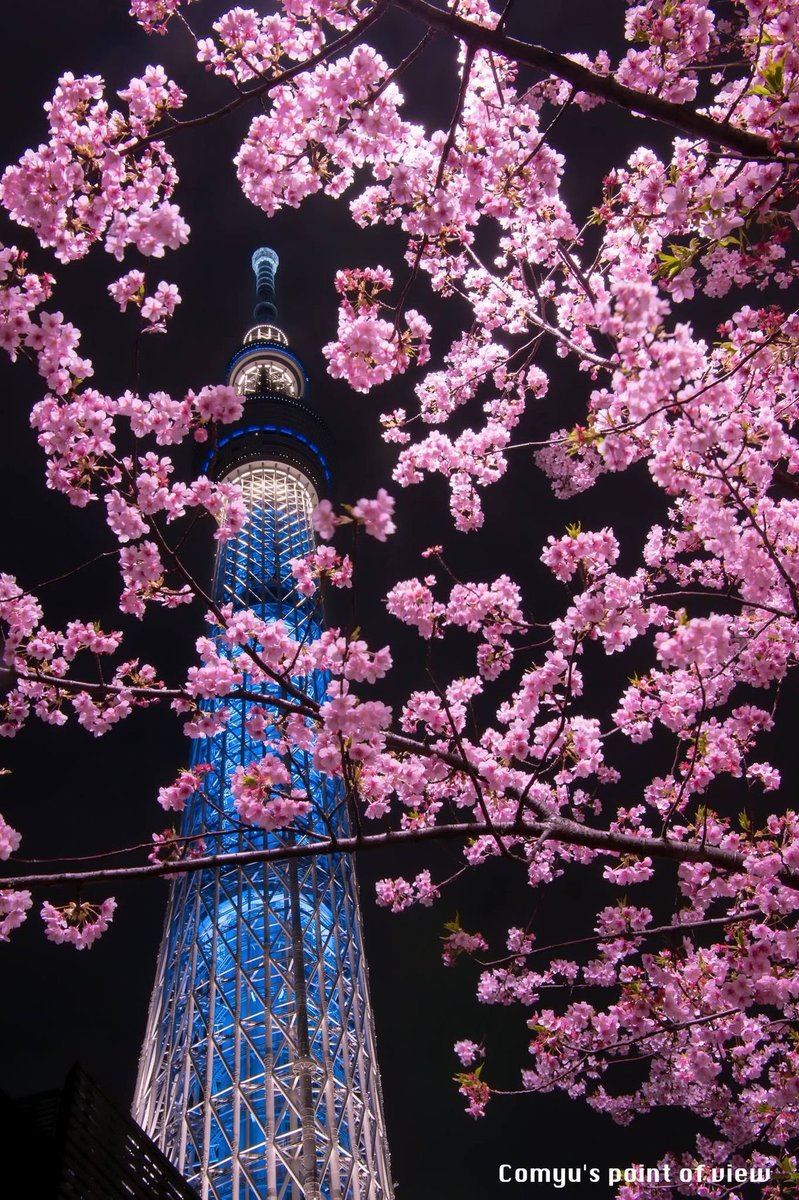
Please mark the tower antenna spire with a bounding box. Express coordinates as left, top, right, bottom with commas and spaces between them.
252, 246, 279, 322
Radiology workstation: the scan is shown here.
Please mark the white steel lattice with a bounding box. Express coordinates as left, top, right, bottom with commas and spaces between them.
134, 460, 392, 1200
235, 362, 298, 397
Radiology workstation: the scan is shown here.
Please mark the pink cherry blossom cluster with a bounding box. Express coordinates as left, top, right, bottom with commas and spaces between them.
1, 71, 188, 263
235, 47, 412, 216
386, 570, 524, 679
131, 0, 190, 35
323, 269, 431, 392
157, 769, 205, 812
109, 270, 181, 332
351, 489, 396, 541
197, 6, 327, 83
118, 65, 186, 136
442, 924, 489, 968
0, 814, 21, 861
618, 0, 713, 102
540, 526, 620, 583
26, 384, 246, 617
302, 629, 392, 684
374, 869, 439, 913
40, 897, 117, 949
0, 890, 32, 942
0, 585, 164, 736
456, 1068, 491, 1119
231, 756, 312, 831
21, 307, 92, 398
453, 1039, 485, 1067
289, 545, 353, 595
391, 420, 511, 532
315, 683, 392, 772
313, 490, 397, 541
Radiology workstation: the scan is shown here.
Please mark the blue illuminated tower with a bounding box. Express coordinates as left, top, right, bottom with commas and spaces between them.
133, 250, 393, 1200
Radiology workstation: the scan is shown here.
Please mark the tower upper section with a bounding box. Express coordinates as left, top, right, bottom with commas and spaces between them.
230, 250, 303, 400
206, 248, 332, 497
252, 245, 279, 322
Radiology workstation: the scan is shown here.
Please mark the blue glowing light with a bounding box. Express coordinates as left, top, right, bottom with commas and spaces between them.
135, 463, 391, 1200
202, 425, 331, 484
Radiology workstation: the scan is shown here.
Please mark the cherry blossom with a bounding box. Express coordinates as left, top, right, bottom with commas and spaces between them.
456, 1068, 491, 1118
158, 769, 204, 812
0, 814, 21, 861
231, 757, 312, 830
1, 68, 188, 264
351, 489, 396, 541
374, 869, 440, 913
41, 897, 117, 949
131, 0, 190, 36
453, 1039, 484, 1067
109, 269, 146, 311
0, 889, 32, 941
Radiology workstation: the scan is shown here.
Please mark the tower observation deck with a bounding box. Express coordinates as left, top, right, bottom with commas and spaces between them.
133, 249, 393, 1200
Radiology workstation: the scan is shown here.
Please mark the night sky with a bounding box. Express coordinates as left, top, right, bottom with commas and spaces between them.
0, 4, 697, 1197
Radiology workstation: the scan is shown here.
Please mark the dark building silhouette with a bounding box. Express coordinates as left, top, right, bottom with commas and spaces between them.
0, 1063, 198, 1199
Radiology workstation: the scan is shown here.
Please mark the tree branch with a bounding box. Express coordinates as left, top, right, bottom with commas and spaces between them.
2, 815, 796, 890
391, 0, 799, 159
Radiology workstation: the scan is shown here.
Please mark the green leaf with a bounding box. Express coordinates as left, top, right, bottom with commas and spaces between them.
751, 54, 787, 98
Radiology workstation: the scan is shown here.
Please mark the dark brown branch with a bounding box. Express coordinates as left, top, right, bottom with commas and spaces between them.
433, 43, 476, 193
3, 815, 797, 890
391, 0, 799, 159
33, 550, 120, 593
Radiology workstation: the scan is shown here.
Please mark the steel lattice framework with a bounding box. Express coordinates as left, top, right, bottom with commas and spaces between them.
133, 253, 392, 1200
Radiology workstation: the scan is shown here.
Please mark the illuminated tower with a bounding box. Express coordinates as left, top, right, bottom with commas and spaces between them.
133, 249, 393, 1200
